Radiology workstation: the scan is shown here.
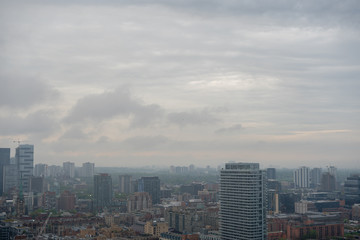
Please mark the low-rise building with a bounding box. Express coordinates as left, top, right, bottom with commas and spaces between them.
144, 220, 168, 237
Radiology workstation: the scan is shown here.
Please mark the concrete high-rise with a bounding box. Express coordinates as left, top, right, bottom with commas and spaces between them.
63, 162, 75, 178
0, 148, 10, 195
294, 166, 310, 188
34, 163, 48, 177
320, 172, 336, 192
81, 162, 95, 178
219, 162, 267, 240
94, 173, 113, 210
138, 177, 161, 204
310, 168, 322, 188
119, 175, 132, 194
16, 144, 34, 193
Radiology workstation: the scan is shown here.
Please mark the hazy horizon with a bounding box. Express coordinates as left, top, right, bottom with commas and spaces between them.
1, 1, 359, 168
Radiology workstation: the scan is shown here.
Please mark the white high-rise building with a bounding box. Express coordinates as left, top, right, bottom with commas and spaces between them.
294, 166, 310, 188
48, 165, 62, 177
81, 162, 95, 178
16, 144, 34, 193
34, 163, 49, 177
220, 162, 267, 240
63, 162, 75, 178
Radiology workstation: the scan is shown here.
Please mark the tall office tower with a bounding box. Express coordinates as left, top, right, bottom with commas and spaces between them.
328, 166, 337, 179
131, 179, 139, 192
0, 148, 10, 195
189, 164, 195, 172
138, 177, 161, 204
344, 175, 360, 207
94, 173, 113, 210
320, 172, 336, 192
16, 144, 34, 193
119, 175, 132, 194
220, 162, 267, 240
3, 164, 18, 194
63, 162, 75, 178
294, 166, 310, 188
310, 168, 322, 188
34, 163, 48, 177
266, 168, 276, 180
81, 162, 95, 178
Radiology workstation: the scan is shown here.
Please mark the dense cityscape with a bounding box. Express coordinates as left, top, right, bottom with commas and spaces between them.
0, 145, 359, 239
1, 1, 359, 239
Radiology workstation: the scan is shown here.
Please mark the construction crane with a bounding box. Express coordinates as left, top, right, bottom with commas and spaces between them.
12, 139, 28, 146
37, 212, 52, 239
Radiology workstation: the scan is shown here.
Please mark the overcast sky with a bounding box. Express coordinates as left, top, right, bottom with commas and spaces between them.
0, 0, 359, 168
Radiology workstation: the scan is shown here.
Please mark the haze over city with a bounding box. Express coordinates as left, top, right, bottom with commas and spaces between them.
0, 0, 359, 168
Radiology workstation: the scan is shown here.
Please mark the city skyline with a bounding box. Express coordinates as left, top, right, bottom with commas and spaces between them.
0, 1, 359, 168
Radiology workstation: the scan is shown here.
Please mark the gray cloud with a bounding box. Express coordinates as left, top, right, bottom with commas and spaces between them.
0, 76, 59, 109
215, 124, 243, 135
167, 110, 219, 127
122, 135, 170, 150
0, 110, 58, 136
0, 0, 359, 167
64, 87, 164, 127
60, 126, 88, 140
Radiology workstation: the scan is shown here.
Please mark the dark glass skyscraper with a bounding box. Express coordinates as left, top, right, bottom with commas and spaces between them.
0, 148, 10, 195
138, 176, 160, 204
94, 173, 113, 211
266, 168, 276, 180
